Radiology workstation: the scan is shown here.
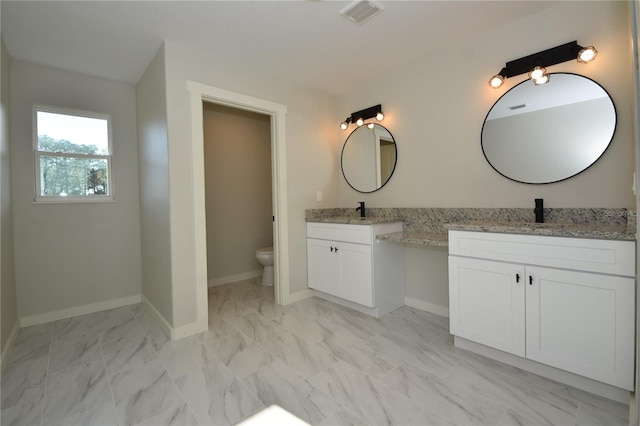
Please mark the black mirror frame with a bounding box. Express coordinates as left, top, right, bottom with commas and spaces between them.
341, 123, 398, 193
481, 72, 617, 185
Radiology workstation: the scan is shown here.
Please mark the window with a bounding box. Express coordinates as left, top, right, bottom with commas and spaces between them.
34, 105, 113, 202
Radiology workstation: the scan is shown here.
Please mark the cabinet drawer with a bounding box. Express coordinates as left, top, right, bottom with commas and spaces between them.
449, 230, 635, 276
307, 222, 372, 245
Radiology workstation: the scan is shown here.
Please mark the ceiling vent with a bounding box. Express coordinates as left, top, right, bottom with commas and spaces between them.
339, 0, 384, 25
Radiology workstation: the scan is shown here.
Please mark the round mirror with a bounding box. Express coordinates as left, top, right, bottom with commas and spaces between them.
341, 124, 397, 193
481, 73, 616, 184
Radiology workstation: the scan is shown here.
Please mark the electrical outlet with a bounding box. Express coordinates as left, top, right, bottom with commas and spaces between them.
316, 190, 323, 202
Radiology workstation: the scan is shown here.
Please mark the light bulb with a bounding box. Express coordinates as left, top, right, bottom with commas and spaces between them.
367, 123, 375, 129
356, 118, 364, 127
376, 112, 384, 121
489, 74, 505, 89
529, 66, 546, 81
340, 121, 348, 130
533, 74, 550, 85
577, 46, 597, 63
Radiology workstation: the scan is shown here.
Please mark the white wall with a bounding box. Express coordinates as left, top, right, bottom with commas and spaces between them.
161, 40, 338, 327
136, 47, 173, 324
1, 39, 18, 359
336, 1, 634, 313
203, 103, 272, 282
10, 61, 142, 322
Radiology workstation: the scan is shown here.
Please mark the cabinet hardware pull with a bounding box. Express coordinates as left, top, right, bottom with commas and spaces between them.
529, 275, 533, 285
335, 247, 338, 252
516, 273, 520, 283
330, 247, 334, 252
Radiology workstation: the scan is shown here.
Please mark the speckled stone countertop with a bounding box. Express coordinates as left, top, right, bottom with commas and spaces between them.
306, 208, 637, 246
378, 222, 635, 246
444, 221, 635, 241
376, 231, 449, 246
306, 216, 403, 225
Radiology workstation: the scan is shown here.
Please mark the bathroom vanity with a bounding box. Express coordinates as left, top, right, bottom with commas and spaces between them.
448, 228, 636, 394
306, 220, 405, 317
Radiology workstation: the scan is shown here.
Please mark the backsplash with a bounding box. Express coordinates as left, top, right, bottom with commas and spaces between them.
305, 207, 636, 234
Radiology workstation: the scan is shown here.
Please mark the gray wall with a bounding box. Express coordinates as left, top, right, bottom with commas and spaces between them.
1, 39, 18, 360
136, 47, 173, 324
203, 103, 272, 283
10, 61, 142, 322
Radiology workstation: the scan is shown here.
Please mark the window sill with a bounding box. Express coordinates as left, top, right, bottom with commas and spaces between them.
34, 196, 115, 204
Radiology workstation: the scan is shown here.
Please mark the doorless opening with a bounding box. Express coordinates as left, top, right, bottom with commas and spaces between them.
187, 81, 290, 332
202, 102, 273, 290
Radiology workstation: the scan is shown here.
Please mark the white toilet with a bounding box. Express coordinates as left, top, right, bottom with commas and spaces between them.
255, 247, 274, 287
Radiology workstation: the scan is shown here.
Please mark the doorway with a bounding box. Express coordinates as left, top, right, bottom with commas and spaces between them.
202, 102, 273, 289
187, 81, 290, 332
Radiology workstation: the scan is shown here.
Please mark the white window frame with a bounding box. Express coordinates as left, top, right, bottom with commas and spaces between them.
33, 105, 115, 203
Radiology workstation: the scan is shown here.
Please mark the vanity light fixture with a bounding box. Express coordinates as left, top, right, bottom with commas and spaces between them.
577, 46, 598, 63
488, 41, 597, 89
340, 104, 384, 130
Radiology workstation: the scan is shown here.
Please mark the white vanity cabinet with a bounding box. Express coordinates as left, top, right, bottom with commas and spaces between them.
448, 230, 635, 391
307, 221, 404, 317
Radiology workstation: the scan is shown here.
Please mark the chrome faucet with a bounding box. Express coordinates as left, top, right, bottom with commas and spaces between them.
356, 201, 366, 218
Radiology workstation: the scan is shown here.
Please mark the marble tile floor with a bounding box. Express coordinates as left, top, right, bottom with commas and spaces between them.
1, 278, 630, 426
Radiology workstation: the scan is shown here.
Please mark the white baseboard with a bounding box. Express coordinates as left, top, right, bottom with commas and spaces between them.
208, 270, 262, 287
314, 290, 381, 317
283, 288, 314, 305
142, 296, 206, 341
404, 296, 449, 318
19, 294, 142, 328
141, 296, 174, 339
1, 321, 20, 373
171, 318, 208, 340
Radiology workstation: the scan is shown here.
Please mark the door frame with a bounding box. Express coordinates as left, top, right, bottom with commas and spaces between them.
187, 81, 290, 319
631, 0, 640, 421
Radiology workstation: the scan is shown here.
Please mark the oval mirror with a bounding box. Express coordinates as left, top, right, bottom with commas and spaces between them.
341, 123, 397, 193
481, 73, 616, 184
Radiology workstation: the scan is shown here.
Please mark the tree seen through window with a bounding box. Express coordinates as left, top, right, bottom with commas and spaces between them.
38, 135, 108, 196
34, 106, 112, 200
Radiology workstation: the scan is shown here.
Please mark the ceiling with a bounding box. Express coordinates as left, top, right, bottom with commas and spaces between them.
1, 1, 559, 95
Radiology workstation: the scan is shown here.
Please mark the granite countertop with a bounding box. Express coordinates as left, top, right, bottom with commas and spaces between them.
306, 208, 636, 246
444, 221, 636, 241
375, 221, 636, 247
376, 231, 449, 247
306, 216, 404, 225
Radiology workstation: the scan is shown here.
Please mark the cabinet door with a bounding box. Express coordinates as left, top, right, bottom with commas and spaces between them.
449, 256, 525, 357
526, 266, 635, 390
338, 242, 373, 307
307, 238, 339, 296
